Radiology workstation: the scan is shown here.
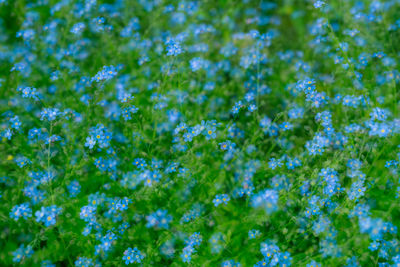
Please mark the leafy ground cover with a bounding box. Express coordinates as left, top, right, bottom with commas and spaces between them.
0, 0, 399, 266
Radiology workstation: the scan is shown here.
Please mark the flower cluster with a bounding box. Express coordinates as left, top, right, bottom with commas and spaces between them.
181, 232, 202, 263
122, 247, 144, 264
35, 205, 62, 227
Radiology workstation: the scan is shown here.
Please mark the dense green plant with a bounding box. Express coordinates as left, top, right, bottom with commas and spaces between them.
0, 0, 399, 266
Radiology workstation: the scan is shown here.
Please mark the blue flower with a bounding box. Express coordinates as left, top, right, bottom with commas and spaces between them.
40, 108, 60, 121
213, 194, 230, 207
10, 116, 21, 130
133, 158, 147, 169
268, 158, 283, 170
313, 1, 325, 8
204, 125, 217, 140
35, 205, 62, 227
12, 244, 33, 263
67, 180, 81, 197
10, 203, 32, 221
2, 128, 13, 140
146, 209, 173, 229
248, 229, 261, 239
85, 136, 96, 149
91, 65, 118, 82
122, 247, 144, 264
70, 22, 85, 35
166, 38, 183, 56
74, 257, 93, 267
251, 189, 279, 214
180, 232, 202, 263
15, 156, 31, 168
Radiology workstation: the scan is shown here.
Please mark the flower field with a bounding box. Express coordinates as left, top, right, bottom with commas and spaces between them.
0, 0, 399, 266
